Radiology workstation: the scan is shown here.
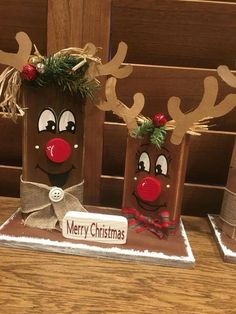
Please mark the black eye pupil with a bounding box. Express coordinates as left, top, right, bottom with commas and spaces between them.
46, 120, 56, 132
66, 121, 75, 133
156, 164, 163, 175
138, 161, 145, 171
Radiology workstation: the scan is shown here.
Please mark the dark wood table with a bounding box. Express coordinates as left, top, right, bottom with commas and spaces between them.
0, 196, 235, 314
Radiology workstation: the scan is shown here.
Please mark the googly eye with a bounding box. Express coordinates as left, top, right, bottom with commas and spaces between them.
59, 110, 76, 134
155, 154, 168, 176
38, 109, 56, 133
138, 152, 150, 172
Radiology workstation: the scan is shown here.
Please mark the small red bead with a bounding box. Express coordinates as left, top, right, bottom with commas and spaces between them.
152, 113, 167, 127
45, 138, 71, 163
21, 64, 38, 81
136, 176, 161, 202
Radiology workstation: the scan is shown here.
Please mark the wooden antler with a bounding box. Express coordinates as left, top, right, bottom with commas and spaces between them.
87, 42, 133, 79
97, 77, 145, 134
0, 32, 32, 71
168, 76, 236, 145
217, 65, 236, 88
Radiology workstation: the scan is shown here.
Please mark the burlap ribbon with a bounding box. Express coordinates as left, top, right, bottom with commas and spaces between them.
20, 176, 87, 230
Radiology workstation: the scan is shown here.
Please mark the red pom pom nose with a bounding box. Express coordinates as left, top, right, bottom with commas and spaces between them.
136, 176, 161, 202
45, 138, 71, 163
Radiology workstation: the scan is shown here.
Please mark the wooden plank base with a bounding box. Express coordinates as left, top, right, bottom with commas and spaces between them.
208, 214, 236, 263
0, 206, 195, 268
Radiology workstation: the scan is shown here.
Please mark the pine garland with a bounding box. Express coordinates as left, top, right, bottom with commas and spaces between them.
22, 55, 99, 99
133, 120, 167, 149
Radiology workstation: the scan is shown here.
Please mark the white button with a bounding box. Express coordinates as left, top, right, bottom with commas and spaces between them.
49, 187, 64, 202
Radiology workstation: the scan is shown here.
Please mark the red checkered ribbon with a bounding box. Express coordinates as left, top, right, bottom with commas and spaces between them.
122, 207, 171, 239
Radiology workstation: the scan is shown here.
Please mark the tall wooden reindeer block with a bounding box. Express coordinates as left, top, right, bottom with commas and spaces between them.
0, 32, 131, 231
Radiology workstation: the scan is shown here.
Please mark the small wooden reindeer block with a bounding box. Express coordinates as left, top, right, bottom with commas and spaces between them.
122, 132, 190, 236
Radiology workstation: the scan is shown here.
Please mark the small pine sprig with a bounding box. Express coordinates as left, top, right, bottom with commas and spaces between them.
150, 126, 167, 149
132, 120, 154, 138
132, 113, 168, 149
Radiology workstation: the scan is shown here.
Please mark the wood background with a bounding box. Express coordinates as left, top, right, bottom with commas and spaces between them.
0, 0, 236, 216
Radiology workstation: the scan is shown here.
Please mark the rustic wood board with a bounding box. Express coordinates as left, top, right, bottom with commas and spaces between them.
0, 206, 195, 268
208, 214, 236, 263
111, 0, 236, 68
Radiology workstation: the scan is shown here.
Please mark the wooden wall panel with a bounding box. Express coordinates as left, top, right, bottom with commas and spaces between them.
103, 123, 235, 186
182, 184, 224, 217
0, 0, 47, 55
0, 166, 21, 197
111, 0, 236, 69
100, 176, 225, 216
102, 122, 127, 176
0, 116, 22, 166
107, 64, 236, 132
187, 132, 235, 185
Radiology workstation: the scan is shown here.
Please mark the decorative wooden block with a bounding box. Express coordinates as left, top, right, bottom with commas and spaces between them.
0, 206, 195, 268
22, 86, 85, 189
123, 132, 190, 230
62, 211, 128, 244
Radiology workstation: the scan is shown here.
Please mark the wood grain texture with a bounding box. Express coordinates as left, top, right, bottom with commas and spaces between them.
0, 116, 22, 165
0, 196, 236, 314
47, 0, 111, 204
0, 166, 21, 197
103, 122, 236, 185
0, 0, 47, 55
100, 175, 225, 215
111, 0, 236, 69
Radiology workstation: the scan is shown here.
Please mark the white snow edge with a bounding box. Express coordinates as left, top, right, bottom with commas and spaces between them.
0, 209, 195, 265
208, 214, 236, 258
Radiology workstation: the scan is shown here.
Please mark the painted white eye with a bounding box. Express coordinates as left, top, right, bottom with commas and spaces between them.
138, 152, 150, 172
155, 154, 168, 176
38, 109, 56, 133
59, 110, 76, 133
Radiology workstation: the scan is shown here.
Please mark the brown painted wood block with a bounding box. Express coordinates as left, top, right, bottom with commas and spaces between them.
21, 86, 85, 189
122, 133, 190, 228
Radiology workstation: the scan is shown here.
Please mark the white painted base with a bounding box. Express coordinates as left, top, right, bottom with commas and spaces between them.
208, 214, 236, 263
0, 209, 195, 268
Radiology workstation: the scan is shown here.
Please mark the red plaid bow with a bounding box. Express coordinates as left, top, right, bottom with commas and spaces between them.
122, 207, 177, 239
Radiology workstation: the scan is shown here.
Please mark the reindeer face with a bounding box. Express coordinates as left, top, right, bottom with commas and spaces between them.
22, 86, 85, 188
123, 133, 189, 226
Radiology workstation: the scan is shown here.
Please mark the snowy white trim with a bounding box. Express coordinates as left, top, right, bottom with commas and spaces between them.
208, 214, 236, 260
0, 210, 195, 268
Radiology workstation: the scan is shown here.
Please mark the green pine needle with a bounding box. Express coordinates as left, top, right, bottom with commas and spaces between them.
133, 120, 167, 149
132, 120, 154, 138
22, 55, 99, 99
150, 126, 167, 149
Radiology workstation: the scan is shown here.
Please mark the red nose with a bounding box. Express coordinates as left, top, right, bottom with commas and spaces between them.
45, 138, 71, 163
136, 176, 161, 202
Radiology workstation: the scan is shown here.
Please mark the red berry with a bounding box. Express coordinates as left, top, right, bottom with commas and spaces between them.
152, 113, 167, 127
21, 64, 38, 81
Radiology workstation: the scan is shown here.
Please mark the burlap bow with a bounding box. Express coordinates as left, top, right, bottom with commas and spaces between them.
20, 176, 87, 230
